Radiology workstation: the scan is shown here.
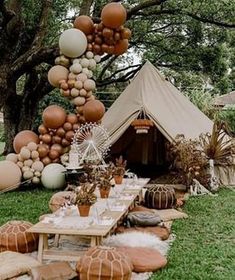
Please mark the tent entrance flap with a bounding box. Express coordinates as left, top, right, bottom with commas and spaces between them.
110, 126, 167, 166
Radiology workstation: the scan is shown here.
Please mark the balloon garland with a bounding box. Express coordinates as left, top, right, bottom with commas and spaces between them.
1, 3, 131, 191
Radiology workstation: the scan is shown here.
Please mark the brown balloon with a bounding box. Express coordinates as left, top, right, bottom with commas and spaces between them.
52, 135, 62, 144
94, 35, 103, 45
41, 134, 52, 144
87, 35, 94, 43
107, 45, 115, 54
101, 3, 127, 29
97, 22, 104, 31
63, 122, 73, 131
74, 15, 94, 35
114, 32, 121, 41
73, 123, 80, 131
52, 158, 60, 163
121, 28, 131, 39
101, 43, 109, 53
83, 100, 105, 122
66, 114, 78, 124
87, 43, 93, 51
48, 149, 60, 160
56, 127, 66, 137
102, 27, 114, 38
13, 130, 39, 154
93, 44, 101, 54
65, 131, 74, 142
61, 138, 70, 147
37, 144, 49, 158
42, 156, 51, 166
113, 39, 128, 55
42, 105, 67, 129
38, 124, 48, 135
51, 143, 63, 155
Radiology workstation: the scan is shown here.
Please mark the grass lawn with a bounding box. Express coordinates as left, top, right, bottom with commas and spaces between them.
0, 142, 5, 160
0, 187, 234, 279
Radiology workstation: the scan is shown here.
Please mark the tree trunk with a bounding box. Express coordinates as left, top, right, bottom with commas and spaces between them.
79, 0, 94, 16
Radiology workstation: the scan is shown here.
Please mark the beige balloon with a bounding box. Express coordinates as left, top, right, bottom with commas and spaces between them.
17, 161, 24, 169
84, 79, 96, 91
34, 171, 41, 177
24, 159, 33, 167
79, 89, 87, 97
70, 63, 82, 74
73, 96, 86, 106
48, 65, 69, 87
23, 170, 34, 180
74, 80, 83, 90
86, 51, 94, 59
31, 150, 39, 159
68, 73, 77, 80
22, 166, 30, 173
0, 161, 22, 191
32, 176, 40, 184
32, 161, 44, 172
59, 28, 87, 58
20, 147, 31, 160
80, 58, 90, 68
6, 153, 18, 163
27, 142, 38, 151
77, 73, 88, 82
71, 88, 80, 97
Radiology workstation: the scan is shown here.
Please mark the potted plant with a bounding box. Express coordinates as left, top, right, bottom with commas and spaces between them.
113, 156, 127, 184
94, 166, 113, 198
73, 183, 97, 216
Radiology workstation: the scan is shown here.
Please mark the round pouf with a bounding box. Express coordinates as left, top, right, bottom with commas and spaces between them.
144, 185, 176, 209
0, 221, 38, 253
76, 246, 133, 280
41, 163, 66, 189
49, 191, 75, 212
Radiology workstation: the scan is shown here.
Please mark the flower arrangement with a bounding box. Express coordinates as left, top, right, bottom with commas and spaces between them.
73, 183, 97, 206
113, 155, 127, 176
94, 165, 113, 191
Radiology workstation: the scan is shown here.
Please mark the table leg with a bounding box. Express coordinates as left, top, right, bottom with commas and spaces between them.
37, 234, 44, 263
43, 234, 48, 250
90, 237, 96, 247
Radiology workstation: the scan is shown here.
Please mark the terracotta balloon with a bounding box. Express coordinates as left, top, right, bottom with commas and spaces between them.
0, 161, 22, 191
66, 114, 78, 124
83, 100, 105, 122
42, 105, 67, 129
63, 122, 73, 131
48, 65, 69, 88
113, 39, 128, 55
48, 150, 60, 160
52, 135, 62, 144
51, 143, 63, 155
37, 144, 49, 158
13, 130, 39, 154
102, 27, 114, 38
42, 156, 52, 166
56, 127, 66, 137
65, 131, 74, 141
38, 124, 48, 135
121, 28, 132, 39
41, 134, 52, 144
101, 3, 127, 29
61, 138, 70, 147
74, 15, 94, 35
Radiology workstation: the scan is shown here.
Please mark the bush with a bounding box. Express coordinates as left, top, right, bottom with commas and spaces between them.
0, 123, 5, 142
217, 106, 235, 134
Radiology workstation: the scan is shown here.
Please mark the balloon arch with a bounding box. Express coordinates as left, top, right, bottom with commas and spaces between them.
0, 3, 131, 192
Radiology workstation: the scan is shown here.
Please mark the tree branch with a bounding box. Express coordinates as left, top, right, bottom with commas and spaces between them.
98, 56, 118, 80
127, 0, 167, 20
11, 45, 59, 80
31, 0, 53, 48
0, 0, 15, 26
79, 0, 94, 16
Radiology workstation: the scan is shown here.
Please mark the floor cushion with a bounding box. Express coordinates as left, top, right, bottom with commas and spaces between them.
130, 205, 154, 213
153, 209, 188, 221
49, 191, 75, 212
0, 251, 40, 280
0, 221, 38, 253
30, 261, 77, 280
117, 246, 167, 272
77, 246, 133, 280
115, 225, 170, 240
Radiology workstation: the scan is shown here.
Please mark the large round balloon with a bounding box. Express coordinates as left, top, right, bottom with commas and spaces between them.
59, 28, 87, 58
48, 65, 69, 87
74, 15, 94, 35
83, 100, 105, 122
42, 105, 67, 129
0, 161, 22, 191
41, 163, 66, 189
101, 3, 127, 29
13, 130, 39, 154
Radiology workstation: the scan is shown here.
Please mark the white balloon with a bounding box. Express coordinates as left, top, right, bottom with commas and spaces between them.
70, 63, 82, 74
41, 163, 66, 189
88, 59, 96, 70
86, 51, 94, 59
82, 68, 90, 76
87, 70, 93, 78
80, 58, 90, 68
94, 55, 101, 63
59, 28, 87, 58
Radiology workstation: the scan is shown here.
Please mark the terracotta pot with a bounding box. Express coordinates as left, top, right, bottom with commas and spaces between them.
114, 175, 123, 184
100, 188, 110, 198
77, 205, 91, 217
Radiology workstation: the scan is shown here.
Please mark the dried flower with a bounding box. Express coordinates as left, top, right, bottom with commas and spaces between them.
73, 183, 97, 206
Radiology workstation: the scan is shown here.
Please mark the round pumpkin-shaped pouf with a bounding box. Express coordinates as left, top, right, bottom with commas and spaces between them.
144, 185, 176, 209
0, 221, 38, 253
77, 246, 133, 280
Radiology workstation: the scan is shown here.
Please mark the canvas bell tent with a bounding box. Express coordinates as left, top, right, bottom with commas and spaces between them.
102, 61, 213, 175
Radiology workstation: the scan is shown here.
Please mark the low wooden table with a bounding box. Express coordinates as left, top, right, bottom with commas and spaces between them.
27, 178, 149, 263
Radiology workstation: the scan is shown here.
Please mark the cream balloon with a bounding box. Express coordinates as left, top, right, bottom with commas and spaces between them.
41, 163, 66, 189
94, 55, 101, 63
77, 73, 88, 82
48, 65, 69, 88
70, 63, 82, 74
6, 153, 18, 163
80, 58, 90, 68
20, 147, 31, 160
71, 88, 79, 97
0, 161, 22, 191
88, 59, 96, 70
27, 142, 38, 151
83, 79, 96, 91
32, 161, 44, 172
86, 51, 94, 59
59, 28, 87, 58
73, 96, 86, 106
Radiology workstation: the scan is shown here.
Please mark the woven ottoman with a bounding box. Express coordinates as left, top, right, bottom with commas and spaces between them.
76, 246, 133, 279
0, 220, 38, 253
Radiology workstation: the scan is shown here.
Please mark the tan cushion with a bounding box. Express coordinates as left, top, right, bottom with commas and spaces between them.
77, 246, 133, 280
30, 261, 77, 280
49, 191, 75, 212
0, 221, 38, 253
153, 209, 188, 221
130, 205, 154, 213
117, 246, 167, 272
115, 225, 170, 240
0, 251, 40, 280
